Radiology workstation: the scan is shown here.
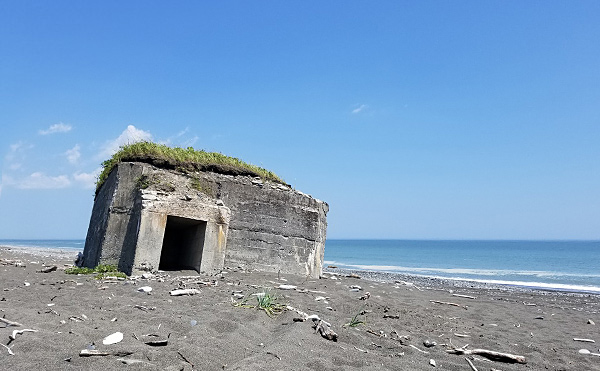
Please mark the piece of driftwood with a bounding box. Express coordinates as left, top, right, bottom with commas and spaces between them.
573, 338, 595, 343
9, 329, 37, 340
447, 347, 526, 364
312, 318, 338, 341
0, 317, 23, 327
452, 294, 477, 300
80, 349, 110, 357
38, 265, 57, 273
430, 300, 467, 310
170, 288, 200, 296
465, 357, 478, 371
409, 344, 429, 354
1, 343, 14, 355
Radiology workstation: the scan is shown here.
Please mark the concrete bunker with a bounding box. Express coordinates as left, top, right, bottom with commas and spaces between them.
159, 215, 207, 272
82, 157, 328, 278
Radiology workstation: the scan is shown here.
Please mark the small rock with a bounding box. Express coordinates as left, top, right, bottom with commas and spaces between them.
138, 286, 152, 293
141, 273, 154, 279
278, 284, 297, 290
349, 285, 362, 290
423, 340, 437, 348
429, 359, 436, 367
588, 319, 595, 325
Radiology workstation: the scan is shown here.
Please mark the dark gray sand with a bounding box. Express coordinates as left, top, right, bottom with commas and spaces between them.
1, 245, 599, 370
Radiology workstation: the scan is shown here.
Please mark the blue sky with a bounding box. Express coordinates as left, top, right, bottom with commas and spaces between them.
1, 1, 599, 240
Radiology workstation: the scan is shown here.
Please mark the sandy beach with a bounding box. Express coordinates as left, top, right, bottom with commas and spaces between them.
1, 245, 599, 370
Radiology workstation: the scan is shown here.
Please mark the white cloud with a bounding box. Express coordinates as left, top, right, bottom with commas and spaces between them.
73, 167, 101, 189
17, 172, 71, 189
161, 127, 199, 148
352, 104, 368, 114
98, 125, 153, 159
39, 123, 72, 135
4, 141, 32, 171
65, 144, 81, 164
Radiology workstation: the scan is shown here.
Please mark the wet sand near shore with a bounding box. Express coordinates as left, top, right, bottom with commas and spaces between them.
1, 245, 599, 370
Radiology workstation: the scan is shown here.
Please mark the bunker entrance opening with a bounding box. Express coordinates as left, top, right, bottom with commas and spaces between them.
159, 215, 207, 273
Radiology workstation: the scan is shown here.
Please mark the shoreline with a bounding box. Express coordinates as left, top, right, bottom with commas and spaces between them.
2, 244, 599, 296
325, 267, 600, 298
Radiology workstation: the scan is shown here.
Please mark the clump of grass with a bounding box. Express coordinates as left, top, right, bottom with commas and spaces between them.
190, 177, 214, 196
96, 141, 286, 193
233, 290, 287, 317
66, 264, 126, 280
136, 175, 152, 189
344, 308, 366, 328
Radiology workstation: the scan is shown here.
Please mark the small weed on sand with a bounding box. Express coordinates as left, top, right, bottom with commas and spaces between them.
344, 308, 366, 328
233, 290, 286, 317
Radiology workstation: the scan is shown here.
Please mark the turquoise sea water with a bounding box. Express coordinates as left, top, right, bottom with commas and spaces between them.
1, 239, 599, 293
325, 240, 600, 294
0, 239, 84, 251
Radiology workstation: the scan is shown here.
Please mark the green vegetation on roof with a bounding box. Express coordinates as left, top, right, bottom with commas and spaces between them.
96, 141, 285, 193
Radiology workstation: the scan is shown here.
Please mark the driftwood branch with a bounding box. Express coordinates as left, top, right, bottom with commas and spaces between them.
170, 288, 201, 296
312, 319, 338, 341
430, 300, 468, 310
465, 357, 478, 371
447, 347, 526, 364
452, 294, 477, 300
9, 329, 37, 343
38, 265, 57, 273
0, 343, 14, 355
0, 317, 23, 327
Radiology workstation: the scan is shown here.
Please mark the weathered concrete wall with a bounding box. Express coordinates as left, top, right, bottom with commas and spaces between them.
83, 162, 144, 272
83, 162, 328, 278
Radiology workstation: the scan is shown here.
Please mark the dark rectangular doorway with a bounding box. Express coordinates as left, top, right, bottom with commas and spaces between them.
159, 215, 206, 273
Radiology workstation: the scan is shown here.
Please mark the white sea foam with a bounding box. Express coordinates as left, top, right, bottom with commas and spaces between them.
323, 260, 600, 293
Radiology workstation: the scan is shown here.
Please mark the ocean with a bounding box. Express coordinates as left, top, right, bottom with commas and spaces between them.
1, 239, 598, 294
325, 240, 600, 294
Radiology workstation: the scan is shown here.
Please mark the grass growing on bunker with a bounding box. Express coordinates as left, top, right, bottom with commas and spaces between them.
233, 290, 287, 317
65, 264, 127, 280
96, 141, 285, 193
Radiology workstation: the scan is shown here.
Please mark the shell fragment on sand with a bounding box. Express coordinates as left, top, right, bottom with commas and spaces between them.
102, 332, 124, 345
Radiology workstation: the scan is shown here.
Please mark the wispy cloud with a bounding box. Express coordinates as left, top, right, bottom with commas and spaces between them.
39, 123, 72, 135
161, 127, 199, 148
65, 144, 81, 164
4, 141, 32, 170
73, 167, 101, 189
352, 104, 368, 114
98, 125, 153, 160
15, 172, 71, 189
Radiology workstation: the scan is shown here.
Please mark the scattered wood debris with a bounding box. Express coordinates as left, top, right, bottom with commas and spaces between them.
573, 338, 595, 343
447, 345, 526, 364
452, 294, 476, 300
312, 318, 338, 341
170, 288, 200, 296
38, 265, 57, 273
465, 357, 478, 371
0, 317, 23, 327
430, 300, 467, 310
